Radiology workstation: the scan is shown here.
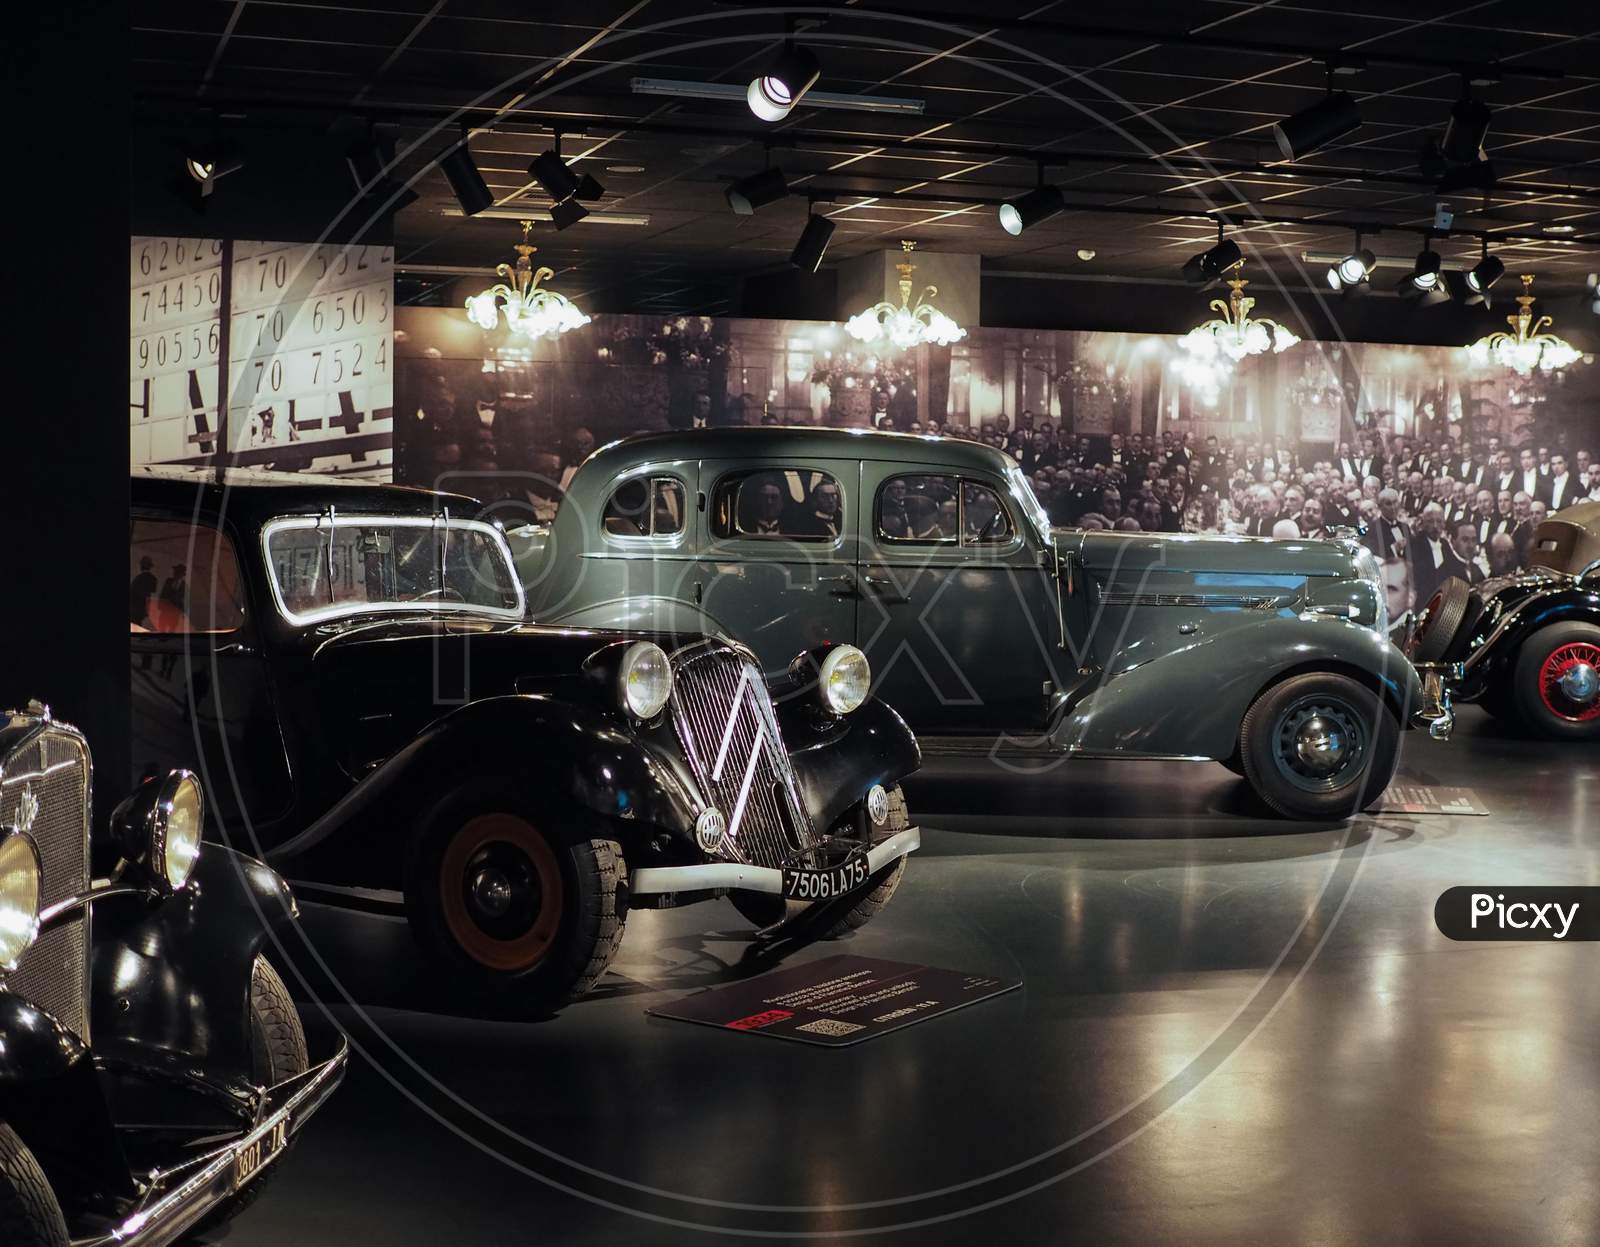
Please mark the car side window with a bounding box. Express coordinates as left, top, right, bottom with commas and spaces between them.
711, 469, 844, 541
603, 476, 686, 538
878, 474, 1014, 546
130, 518, 246, 634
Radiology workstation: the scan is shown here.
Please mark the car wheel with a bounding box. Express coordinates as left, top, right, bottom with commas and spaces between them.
408, 789, 627, 1014
0, 1124, 67, 1247
732, 786, 910, 938
1512, 622, 1600, 740
199, 958, 309, 1228
1239, 673, 1401, 820
1409, 577, 1474, 662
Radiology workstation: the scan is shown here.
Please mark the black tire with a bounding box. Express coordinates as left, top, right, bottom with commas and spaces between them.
1511, 621, 1600, 741
731, 786, 910, 938
1239, 672, 1401, 820
190, 958, 309, 1230
407, 785, 626, 1014
0, 1125, 67, 1247
1409, 577, 1474, 662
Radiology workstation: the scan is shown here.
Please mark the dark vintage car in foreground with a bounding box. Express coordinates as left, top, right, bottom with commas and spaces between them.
509, 428, 1453, 821
129, 468, 921, 1014
1409, 499, 1600, 740
0, 702, 345, 1247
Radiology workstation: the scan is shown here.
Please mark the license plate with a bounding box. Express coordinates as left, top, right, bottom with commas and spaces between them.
234, 1118, 289, 1190
782, 851, 869, 901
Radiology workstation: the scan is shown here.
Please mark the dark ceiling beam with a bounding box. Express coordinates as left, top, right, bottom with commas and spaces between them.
796, 184, 1600, 250
716, 3, 1573, 82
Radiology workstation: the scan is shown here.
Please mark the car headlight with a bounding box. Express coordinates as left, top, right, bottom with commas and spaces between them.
619, 641, 674, 719
0, 830, 42, 974
819, 645, 871, 715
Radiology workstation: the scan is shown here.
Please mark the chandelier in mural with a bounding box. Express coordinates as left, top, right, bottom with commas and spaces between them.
1465, 274, 1583, 376
1178, 263, 1301, 364
463, 220, 591, 342
845, 241, 966, 350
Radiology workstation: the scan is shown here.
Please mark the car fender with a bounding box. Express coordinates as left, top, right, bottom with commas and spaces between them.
0, 994, 88, 1082
774, 695, 922, 834
1057, 614, 1421, 759
88, 847, 297, 1086
1460, 583, 1600, 696
547, 596, 736, 651
263, 695, 702, 885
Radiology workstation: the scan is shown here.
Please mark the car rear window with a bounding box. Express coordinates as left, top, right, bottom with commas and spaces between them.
711, 469, 844, 541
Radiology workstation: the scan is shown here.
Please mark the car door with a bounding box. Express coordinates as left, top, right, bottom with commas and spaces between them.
694, 458, 859, 681
128, 513, 293, 829
857, 461, 1056, 733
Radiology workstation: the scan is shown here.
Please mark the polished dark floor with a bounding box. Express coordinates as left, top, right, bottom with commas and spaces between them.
216, 708, 1598, 1246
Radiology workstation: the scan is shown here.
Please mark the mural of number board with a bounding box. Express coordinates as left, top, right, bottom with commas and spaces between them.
130, 237, 394, 479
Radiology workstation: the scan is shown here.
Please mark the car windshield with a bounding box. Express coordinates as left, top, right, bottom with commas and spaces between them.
1004, 462, 1053, 546
263, 514, 524, 625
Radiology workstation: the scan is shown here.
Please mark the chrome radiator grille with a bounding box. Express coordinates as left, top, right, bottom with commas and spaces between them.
1, 725, 91, 1042
669, 644, 816, 868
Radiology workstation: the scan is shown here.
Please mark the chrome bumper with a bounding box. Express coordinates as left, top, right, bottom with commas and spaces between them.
78, 1037, 349, 1247
1412, 662, 1462, 742
630, 826, 921, 897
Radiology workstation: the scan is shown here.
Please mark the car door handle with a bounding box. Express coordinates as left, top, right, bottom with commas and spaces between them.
820, 574, 858, 598
863, 574, 910, 603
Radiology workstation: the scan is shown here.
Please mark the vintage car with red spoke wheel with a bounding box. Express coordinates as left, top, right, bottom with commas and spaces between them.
0, 703, 345, 1247
128, 469, 921, 1016
1407, 500, 1600, 740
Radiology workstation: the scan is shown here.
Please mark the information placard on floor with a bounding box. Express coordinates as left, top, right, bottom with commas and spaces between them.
649, 954, 1020, 1047
1370, 785, 1490, 815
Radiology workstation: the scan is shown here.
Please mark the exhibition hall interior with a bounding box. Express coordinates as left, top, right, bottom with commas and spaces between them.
6, 3, 1600, 1244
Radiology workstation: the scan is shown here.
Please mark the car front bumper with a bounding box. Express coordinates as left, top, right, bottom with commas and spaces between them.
1411, 662, 1462, 741
81, 1037, 349, 1247
630, 825, 921, 898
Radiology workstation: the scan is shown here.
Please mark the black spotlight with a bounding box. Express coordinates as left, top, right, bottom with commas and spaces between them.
529, 150, 582, 204
440, 138, 494, 216
998, 185, 1066, 236
574, 172, 606, 202
748, 43, 821, 121
1441, 96, 1492, 164
1182, 237, 1242, 288
726, 167, 789, 215
790, 214, 836, 272
1328, 243, 1377, 292
1467, 252, 1505, 296
1272, 90, 1361, 162
550, 197, 589, 230
1396, 246, 1443, 293
345, 129, 419, 213
1437, 158, 1497, 195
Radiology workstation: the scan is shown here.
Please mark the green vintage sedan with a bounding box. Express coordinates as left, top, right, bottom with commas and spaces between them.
510, 428, 1452, 820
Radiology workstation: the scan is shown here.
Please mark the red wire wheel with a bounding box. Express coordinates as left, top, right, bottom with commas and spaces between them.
1539, 642, 1600, 722
438, 813, 565, 972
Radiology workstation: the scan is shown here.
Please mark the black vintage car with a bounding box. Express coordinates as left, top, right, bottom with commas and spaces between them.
128, 468, 921, 1013
1409, 499, 1600, 740
0, 702, 345, 1247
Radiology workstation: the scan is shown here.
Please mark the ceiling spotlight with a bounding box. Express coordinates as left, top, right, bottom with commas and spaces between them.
1182, 233, 1242, 288
790, 213, 835, 272
998, 184, 1066, 236
345, 128, 419, 213
1333, 239, 1377, 288
529, 150, 582, 204
1437, 158, 1497, 195
1467, 252, 1505, 295
1272, 89, 1361, 162
726, 167, 789, 215
439, 137, 494, 216
574, 173, 605, 202
1441, 95, 1492, 165
1397, 245, 1443, 293
748, 43, 821, 121
549, 198, 589, 230
181, 136, 243, 198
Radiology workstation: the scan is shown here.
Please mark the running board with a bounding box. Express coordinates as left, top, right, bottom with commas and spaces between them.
918, 736, 1214, 763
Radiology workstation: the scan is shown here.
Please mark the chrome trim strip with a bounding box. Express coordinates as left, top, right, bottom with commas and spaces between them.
71, 1038, 349, 1247
1096, 590, 1287, 609
629, 826, 921, 897
38, 882, 153, 927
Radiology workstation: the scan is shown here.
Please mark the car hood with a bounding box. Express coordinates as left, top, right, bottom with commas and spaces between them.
1067, 528, 1359, 578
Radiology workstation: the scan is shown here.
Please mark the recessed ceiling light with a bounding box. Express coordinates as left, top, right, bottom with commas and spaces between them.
1077, 248, 1096, 261
1546, 224, 1576, 234
606, 164, 645, 174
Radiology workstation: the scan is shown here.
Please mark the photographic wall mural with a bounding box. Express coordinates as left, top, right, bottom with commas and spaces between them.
391, 304, 1597, 507
130, 237, 395, 479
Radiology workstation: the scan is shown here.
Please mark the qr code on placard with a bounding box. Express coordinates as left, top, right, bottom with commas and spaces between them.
796, 1018, 864, 1037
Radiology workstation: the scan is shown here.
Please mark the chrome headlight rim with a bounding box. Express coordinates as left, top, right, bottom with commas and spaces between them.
818, 644, 871, 716
619, 640, 674, 720
0, 828, 43, 975
149, 769, 204, 892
